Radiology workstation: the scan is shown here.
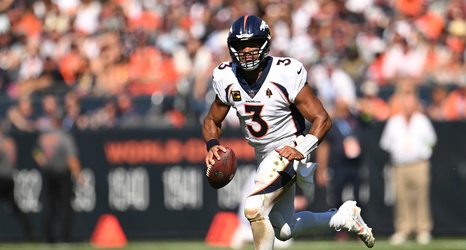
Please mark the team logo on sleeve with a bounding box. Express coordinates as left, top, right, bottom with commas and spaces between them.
266, 88, 272, 98
231, 90, 242, 101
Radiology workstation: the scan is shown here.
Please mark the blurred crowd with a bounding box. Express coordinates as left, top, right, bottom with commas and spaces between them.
0, 0, 465, 132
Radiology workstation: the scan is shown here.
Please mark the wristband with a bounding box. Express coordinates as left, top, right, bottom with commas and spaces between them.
206, 139, 220, 152
294, 134, 319, 159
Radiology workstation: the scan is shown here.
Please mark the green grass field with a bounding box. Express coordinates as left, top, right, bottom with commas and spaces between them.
0, 239, 465, 250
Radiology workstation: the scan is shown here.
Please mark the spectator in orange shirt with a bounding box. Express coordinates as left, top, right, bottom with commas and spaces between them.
157, 48, 179, 97
366, 51, 387, 86
357, 80, 390, 122
396, 0, 424, 17
127, 5, 161, 32
443, 82, 466, 120
127, 30, 163, 96
59, 43, 86, 85
93, 32, 129, 96
388, 78, 423, 116
426, 85, 449, 121
11, 5, 42, 39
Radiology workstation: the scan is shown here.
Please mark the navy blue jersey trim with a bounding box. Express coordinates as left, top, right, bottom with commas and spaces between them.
270, 82, 290, 103
271, 82, 305, 136
290, 104, 305, 136
224, 83, 234, 103
250, 161, 296, 195
235, 57, 272, 97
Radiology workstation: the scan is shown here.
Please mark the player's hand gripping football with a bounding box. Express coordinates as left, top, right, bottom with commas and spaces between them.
275, 145, 305, 161
205, 145, 227, 168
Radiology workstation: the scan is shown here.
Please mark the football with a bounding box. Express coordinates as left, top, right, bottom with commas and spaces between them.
206, 147, 237, 189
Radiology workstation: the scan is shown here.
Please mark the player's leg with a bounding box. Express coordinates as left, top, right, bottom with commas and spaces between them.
269, 181, 336, 241
44, 174, 58, 243
244, 191, 282, 250
413, 160, 432, 244
243, 152, 295, 250
231, 174, 255, 248
60, 172, 74, 242
392, 165, 411, 241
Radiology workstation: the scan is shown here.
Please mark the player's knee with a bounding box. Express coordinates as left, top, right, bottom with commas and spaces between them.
243, 196, 264, 221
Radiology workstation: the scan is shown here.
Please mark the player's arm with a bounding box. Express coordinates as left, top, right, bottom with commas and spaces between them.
294, 83, 332, 141
67, 155, 84, 186
202, 95, 230, 167
276, 84, 332, 161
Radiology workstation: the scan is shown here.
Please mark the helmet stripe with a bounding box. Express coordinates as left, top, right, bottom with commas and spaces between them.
243, 15, 249, 30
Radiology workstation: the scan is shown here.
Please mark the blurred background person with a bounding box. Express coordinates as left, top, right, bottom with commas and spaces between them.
379, 93, 437, 245
387, 78, 420, 116
442, 78, 466, 120
0, 126, 34, 241
32, 114, 83, 244
380, 22, 427, 85
35, 94, 62, 131
6, 95, 36, 132
309, 55, 357, 115
315, 98, 364, 241
115, 92, 141, 128
357, 79, 390, 123
61, 91, 86, 131
426, 84, 449, 121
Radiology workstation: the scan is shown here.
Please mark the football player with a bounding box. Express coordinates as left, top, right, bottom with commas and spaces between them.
202, 15, 375, 249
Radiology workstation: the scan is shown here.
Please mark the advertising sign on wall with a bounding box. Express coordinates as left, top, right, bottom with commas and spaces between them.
0, 123, 465, 241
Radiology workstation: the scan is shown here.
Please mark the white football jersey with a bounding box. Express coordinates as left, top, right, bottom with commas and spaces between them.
212, 56, 308, 155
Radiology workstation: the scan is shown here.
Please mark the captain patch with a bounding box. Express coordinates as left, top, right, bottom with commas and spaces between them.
231, 90, 242, 101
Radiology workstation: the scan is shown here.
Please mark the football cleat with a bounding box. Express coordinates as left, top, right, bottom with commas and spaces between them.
329, 200, 375, 248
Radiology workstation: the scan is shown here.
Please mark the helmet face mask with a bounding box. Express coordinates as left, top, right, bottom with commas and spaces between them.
227, 15, 271, 71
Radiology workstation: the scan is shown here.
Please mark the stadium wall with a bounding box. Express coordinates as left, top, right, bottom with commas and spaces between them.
0, 123, 465, 241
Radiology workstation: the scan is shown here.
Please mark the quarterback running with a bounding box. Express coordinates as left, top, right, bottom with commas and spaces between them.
202, 15, 375, 249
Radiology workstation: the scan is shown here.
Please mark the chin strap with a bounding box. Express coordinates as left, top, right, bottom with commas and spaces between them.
294, 134, 319, 162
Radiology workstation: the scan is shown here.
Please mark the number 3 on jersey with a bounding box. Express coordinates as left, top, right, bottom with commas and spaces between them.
245, 104, 268, 138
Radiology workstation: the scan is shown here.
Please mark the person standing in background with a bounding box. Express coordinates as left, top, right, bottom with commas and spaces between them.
379, 93, 437, 245
32, 114, 83, 244
35, 94, 62, 131
426, 85, 449, 121
0, 126, 34, 241
443, 81, 466, 120
316, 98, 364, 241
357, 80, 389, 123
309, 55, 357, 116
6, 95, 37, 132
